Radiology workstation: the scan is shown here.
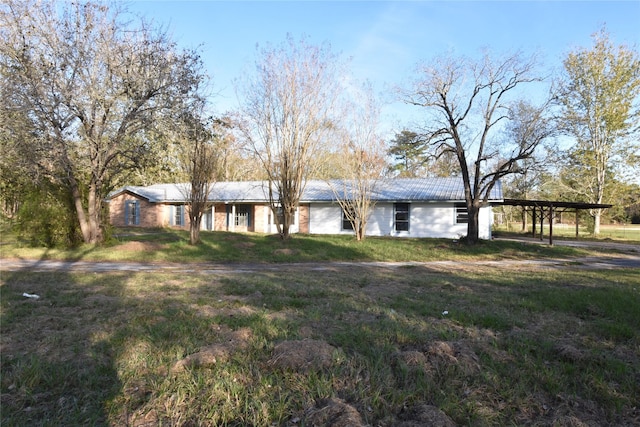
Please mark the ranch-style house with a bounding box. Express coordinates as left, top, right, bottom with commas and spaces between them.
107, 178, 502, 240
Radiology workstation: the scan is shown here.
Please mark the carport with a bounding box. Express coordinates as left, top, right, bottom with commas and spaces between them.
499, 199, 613, 246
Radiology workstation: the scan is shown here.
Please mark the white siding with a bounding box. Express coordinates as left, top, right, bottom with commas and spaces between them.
308, 202, 493, 240
479, 206, 493, 240
368, 204, 393, 236
408, 204, 464, 238
263, 208, 300, 234
308, 203, 345, 235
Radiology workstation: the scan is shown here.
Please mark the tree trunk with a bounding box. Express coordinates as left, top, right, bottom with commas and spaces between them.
280, 209, 291, 240
71, 183, 91, 243
359, 218, 368, 241
355, 221, 365, 241
521, 208, 528, 232
593, 208, 601, 235
190, 215, 202, 245
281, 224, 290, 240
87, 184, 103, 244
465, 205, 481, 245
69, 174, 104, 244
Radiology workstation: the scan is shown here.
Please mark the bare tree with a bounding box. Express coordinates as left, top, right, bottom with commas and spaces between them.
237, 35, 343, 239
503, 100, 556, 230
174, 111, 223, 245
208, 115, 262, 181
402, 51, 551, 244
0, 0, 205, 244
329, 83, 386, 241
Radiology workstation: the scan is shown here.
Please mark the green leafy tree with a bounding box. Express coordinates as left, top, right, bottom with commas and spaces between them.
387, 130, 458, 177
558, 28, 640, 234
387, 130, 428, 177
0, 0, 206, 244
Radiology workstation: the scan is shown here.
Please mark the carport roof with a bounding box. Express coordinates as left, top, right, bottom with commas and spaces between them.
500, 199, 612, 210
497, 198, 613, 246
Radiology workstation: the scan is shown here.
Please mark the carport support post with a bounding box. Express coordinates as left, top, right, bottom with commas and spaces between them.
575, 209, 579, 238
532, 206, 537, 238
549, 205, 554, 246
539, 207, 544, 241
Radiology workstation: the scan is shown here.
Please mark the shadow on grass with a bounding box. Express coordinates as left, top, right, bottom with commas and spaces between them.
2, 258, 638, 426
108, 230, 372, 263
0, 256, 122, 425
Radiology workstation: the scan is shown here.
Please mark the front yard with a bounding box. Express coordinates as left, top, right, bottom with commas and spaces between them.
1, 255, 638, 425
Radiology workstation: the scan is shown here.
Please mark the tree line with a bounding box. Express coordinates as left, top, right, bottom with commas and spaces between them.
1, 0, 638, 247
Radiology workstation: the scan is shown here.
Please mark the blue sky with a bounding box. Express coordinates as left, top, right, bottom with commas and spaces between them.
126, 1, 640, 133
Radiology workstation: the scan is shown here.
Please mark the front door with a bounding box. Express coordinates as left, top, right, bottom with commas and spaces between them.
234, 205, 251, 232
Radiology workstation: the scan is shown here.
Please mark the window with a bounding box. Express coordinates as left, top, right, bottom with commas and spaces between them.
172, 205, 185, 226
342, 206, 354, 230
125, 200, 140, 226
455, 203, 468, 224
235, 205, 251, 227
394, 203, 409, 232
273, 206, 295, 226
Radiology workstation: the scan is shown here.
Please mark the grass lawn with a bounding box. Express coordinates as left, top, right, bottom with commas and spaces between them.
494, 223, 640, 244
0, 227, 628, 264
1, 228, 639, 425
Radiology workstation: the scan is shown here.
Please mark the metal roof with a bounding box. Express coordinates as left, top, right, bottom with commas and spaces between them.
500, 198, 612, 210
110, 178, 503, 203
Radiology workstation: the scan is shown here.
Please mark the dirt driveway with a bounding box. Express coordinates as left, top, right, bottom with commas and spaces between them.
2, 253, 639, 274
2, 235, 639, 274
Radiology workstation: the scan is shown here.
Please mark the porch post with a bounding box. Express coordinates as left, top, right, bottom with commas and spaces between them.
231, 204, 236, 232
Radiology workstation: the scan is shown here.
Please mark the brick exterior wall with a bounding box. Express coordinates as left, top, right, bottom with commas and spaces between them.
109, 193, 165, 228
253, 205, 267, 233
109, 192, 191, 229
214, 204, 227, 231
298, 204, 310, 234
109, 193, 297, 235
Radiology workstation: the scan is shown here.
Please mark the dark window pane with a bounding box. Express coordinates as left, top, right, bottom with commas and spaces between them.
455, 203, 468, 224
396, 222, 409, 231
394, 203, 410, 232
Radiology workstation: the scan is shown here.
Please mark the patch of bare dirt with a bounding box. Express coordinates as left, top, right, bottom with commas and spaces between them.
428, 340, 480, 374
171, 327, 252, 373
128, 410, 159, 427
268, 339, 338, 372
234, 242, 256, 249
548, 393, 612, 427
554, 342, 585, 362
273, 248, 298, 256
117, 241, 167, 251
392, 350, 429, 369
397, 403, 457, 427
306, 398, 365, 427
190, 303, 257, 319
393, 340, 481, 377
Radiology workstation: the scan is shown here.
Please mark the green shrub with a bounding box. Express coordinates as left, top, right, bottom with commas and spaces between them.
15, 185, 81, 248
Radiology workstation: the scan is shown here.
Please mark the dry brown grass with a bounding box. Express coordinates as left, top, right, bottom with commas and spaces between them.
1, 262, 638, 426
